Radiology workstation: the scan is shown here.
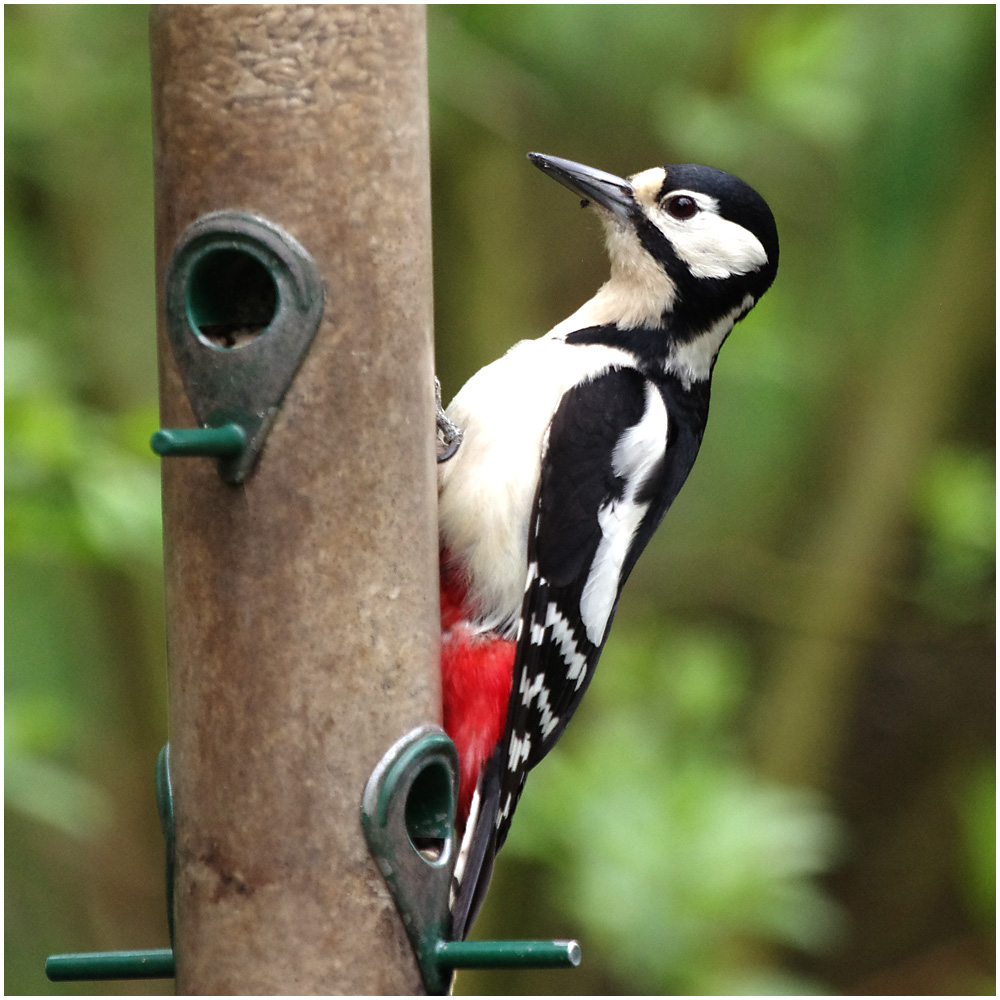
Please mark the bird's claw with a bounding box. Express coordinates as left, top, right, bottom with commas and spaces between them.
435, 377, 463, 463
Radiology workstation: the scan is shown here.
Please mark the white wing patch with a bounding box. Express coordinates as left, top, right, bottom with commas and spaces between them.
579, 382, 669, 645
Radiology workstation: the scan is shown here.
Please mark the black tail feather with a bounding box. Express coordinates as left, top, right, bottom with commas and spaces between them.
449, 744, 502, 940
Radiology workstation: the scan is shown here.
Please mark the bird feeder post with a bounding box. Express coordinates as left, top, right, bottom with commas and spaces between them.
150, 5, 438, 993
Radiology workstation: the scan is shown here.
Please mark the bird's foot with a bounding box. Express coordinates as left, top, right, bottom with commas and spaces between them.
435, 377, 463, 463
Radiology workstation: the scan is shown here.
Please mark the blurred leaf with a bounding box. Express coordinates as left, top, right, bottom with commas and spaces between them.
917, 448, 995, 556
6, 334, 162, 566
957, 759, 996, 925
4, 691, 76, 757
71, 449, 162, 565
913, 446, 995, 621
4, 750, 113, 839
5, 690, 113, 839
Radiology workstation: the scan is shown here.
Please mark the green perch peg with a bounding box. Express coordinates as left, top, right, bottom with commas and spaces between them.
150, 422, 247, 458
45, 949, 176, 982
435, 938, 581, 971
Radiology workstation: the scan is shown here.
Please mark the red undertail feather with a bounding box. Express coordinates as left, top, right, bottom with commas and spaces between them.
440, 555, 515, 830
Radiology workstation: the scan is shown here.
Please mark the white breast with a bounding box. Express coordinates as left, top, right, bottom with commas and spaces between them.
438, 335, 633, 633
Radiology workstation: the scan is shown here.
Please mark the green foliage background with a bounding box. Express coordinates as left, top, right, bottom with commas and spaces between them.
5, 5, 994, 995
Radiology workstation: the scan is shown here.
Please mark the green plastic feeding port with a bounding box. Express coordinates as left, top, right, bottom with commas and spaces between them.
362, 725, 581, 994
152, 210, 324, 483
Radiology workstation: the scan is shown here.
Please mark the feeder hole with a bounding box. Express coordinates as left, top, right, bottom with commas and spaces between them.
405, 759, 453, 864
187, 246, 278, 349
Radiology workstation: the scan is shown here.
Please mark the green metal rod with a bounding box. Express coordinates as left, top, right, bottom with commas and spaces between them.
434, 938, 581, 970
150, 422, 247, 457
45, 949, 176, 981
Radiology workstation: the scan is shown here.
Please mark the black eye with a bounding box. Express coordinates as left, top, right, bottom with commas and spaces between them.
665, 195, 699, 220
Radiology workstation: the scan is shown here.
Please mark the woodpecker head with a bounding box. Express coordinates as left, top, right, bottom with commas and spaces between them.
529, 153, 778, 373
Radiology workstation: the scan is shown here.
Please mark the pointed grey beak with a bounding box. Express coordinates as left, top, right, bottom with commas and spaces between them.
528, 152, 635, 220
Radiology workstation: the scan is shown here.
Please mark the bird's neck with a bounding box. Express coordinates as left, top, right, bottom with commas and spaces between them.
547, 286, 753, 389
661, 294, 753, 388
547, 251, 676, 338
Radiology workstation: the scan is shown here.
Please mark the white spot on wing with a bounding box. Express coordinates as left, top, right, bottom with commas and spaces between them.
497, 792, 512, 827
515, 664, 563, 748
545, 602, 590, 689
519, 670, 539, 706
533, 677, 559, 739
580, 382, 669, 645
508, 730, 531, 771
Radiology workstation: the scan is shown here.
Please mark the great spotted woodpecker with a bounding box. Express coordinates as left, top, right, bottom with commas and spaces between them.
437, 153, 779, 939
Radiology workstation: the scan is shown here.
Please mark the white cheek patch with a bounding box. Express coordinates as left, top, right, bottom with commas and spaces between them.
650, 193, 768, 280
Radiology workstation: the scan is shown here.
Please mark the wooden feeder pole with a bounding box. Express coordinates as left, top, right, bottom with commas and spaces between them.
151, 6, 438, 993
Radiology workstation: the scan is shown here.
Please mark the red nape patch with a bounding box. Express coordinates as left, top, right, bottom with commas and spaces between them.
441, 628, 516, 830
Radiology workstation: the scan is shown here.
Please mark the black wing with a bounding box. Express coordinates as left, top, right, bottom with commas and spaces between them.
496, 367, 713, 844
450, 366, 710, 938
